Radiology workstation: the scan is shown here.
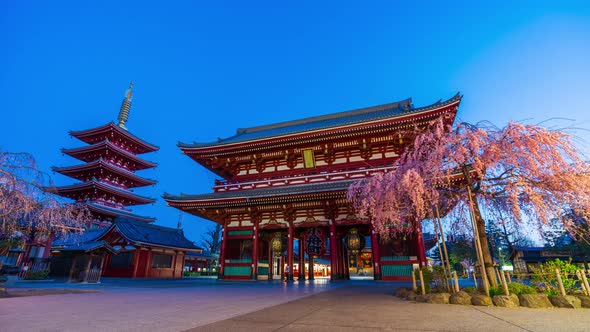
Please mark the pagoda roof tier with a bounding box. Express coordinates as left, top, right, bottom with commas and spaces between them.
52, 160, 157, 188
48, 180, 156, 206
164, 179, 355, 209
86, 202, 156, 223
179, 93, 461, 153
70, 122, 159, 154
62, 140, 157, 171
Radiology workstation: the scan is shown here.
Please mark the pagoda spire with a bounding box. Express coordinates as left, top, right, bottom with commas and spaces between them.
117, 82, 133, 130
177, 211, 184, 229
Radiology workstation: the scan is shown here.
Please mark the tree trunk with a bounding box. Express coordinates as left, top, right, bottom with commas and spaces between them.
470, 191, 498, 288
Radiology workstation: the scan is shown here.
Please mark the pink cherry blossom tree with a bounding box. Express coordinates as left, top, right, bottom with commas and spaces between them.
0, 151, 91, 250
348, 117, 590, 287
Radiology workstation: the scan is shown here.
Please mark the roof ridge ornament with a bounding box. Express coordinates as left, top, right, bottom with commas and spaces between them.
117, 82, 134, 130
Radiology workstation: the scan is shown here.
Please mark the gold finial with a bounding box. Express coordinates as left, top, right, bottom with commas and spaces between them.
117, 82, 133, 130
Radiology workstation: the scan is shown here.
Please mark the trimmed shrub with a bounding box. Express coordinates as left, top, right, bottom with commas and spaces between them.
462, 286, 480, 294
24, 270, 49, 280
507, 282, 536, 295
488, 286, 504, 297
530, 258, 580, 295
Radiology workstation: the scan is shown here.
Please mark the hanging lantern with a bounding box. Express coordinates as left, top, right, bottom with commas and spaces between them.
345, 228, 366, 256
304, 227, 326, 256
271, 233, 284, 254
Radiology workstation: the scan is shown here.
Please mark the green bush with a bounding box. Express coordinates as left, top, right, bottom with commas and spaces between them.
24, 270, 49, 280
183, 271, 201, 277
418, 268, 433, 293
462, 286, 480, 294
546, 288, 560, 297
488, 286, 504, 297
507, 282, 536, 295
530, 259, 580, 295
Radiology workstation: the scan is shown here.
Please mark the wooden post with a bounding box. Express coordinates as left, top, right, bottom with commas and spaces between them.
435, 205, 453, 292
576, 271, 588, 296
287, 225, 294, 281
370, 226, 382, 280
453, 271, 460, 293
68, 255, 79, 283
465, 180, 490, 297
494, 267, 502, 286
171, 252, 178, 279
412, 269, 417, 291
419, 269, 426, 295
97, 254, 106, 283
143, 250, 151, 278
252, 225, 259, 280
299, 236, 306, 281
433, 217, 451, 292
268, 240, 273, 280
219, 224, 227, 279
500, 268, 509, 295
308, 255, 315, 280
131, 249, 141, 278
556, 269, 566, 296
580, 270, 590, 297
472, 269, 478, 288
81, 255, 93, 283
506, 271, 511, 282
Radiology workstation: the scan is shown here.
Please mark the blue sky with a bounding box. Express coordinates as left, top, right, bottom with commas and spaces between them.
1, 1, 589, 244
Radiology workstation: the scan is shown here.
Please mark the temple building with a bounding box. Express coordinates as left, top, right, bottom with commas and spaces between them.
46, 84, 199, 280
164, 93, 462, 281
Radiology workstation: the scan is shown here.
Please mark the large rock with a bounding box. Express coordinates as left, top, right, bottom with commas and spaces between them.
406, 291, 418, 301
577, 296, 590, 308
493, 294, 520, 308
425, 293, 450, 304
519, 294, 553, 308
450, 291, 472, 305
550, 295, 582, 309
471, 294, 493, 306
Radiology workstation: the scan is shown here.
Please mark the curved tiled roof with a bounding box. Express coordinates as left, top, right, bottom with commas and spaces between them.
179, 93, 461, 149
86, 202, 156, 223
49, 180, 156, 205
52, 229, 106, 248
70, 122, 159, 154
163, 179, 355, 203
52, 159, 157, 188
110, 217, 200, 250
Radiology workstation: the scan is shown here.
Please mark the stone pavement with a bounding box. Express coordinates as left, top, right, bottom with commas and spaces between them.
0, 279, 337, 332
194, 283, 590, 332
1, 280, 589, 332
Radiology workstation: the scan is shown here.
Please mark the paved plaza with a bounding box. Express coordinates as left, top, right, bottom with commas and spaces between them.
1, 279, 589, 331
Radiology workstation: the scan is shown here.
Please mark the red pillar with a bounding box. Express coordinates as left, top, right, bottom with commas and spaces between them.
219, 224, 227, 279
415, 222, 427, 267
131, 250, 140, 278
252, 225, 259, 280
329, 222, 338, 281
143, 251, 151, 278
287, 225, 294, 281
171, 252, 178, 279
370, 226, 381, 280
298, 236, 305, 281
268, 239, 273, 279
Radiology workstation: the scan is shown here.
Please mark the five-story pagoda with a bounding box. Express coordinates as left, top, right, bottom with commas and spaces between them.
50, 84, 158, 226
